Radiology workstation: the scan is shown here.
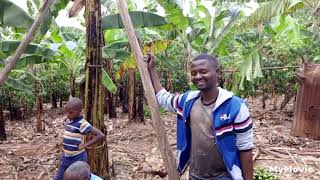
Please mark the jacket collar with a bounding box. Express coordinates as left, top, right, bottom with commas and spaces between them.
191, 87, 234, 111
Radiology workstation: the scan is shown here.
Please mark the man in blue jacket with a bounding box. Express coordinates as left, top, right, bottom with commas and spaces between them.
146, 53, 254, 180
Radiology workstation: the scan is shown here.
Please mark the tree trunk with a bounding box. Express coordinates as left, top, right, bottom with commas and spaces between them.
103, 88, 109, 115
102, 59, 109, 115
70, 74, 76, 97
121, 79, 128, 113
59, 97, 63, 107
80, 82, 85, 103
103, 59, 117, 118
84, 0, 109, 178
108, 92, 117, 118
8, 97, 22, 121
51, 93, 57, 109
136, 79, 144, 122
0, 99, 6, 140
128, 68, 136, 121
34, 67, 44, 132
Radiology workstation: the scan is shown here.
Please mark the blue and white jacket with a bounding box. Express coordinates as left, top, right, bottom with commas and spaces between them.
156, 87, 254, 180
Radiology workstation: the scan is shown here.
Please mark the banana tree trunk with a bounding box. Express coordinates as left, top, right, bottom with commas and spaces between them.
101, 59, 108, 114
103, 87, 109, 115
70, 74, 76, 97
136, 79, 144, 122
128, 68, 136, 121
0, 99, 6, 140
103, 59, 117, 118
109, 93, 117, 118
84, 0, 109, 178
120, 79, 128, 113
34, 67, 44, 132
59, 97, 63, 107
51, 92, 57, 108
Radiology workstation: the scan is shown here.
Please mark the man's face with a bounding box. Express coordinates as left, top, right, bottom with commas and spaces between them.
191, 59, 219, 92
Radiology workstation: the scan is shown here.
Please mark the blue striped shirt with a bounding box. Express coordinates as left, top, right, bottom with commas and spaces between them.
62, 115, 92, 157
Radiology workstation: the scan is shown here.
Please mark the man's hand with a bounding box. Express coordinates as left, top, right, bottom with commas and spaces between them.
145, 53, 156, 70
144, 53, 163, 94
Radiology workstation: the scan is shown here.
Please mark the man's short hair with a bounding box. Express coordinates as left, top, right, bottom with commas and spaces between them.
192, 53, 219, 69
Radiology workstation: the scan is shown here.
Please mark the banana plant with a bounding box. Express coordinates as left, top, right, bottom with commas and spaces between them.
102, 11, 167, 30
47, 26, 87, 96
239, 0, 318, 29
114, 39, 170, 80
0, 0, 33, 29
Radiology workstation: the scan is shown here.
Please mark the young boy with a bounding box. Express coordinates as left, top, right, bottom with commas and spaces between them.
64, 161, 103, 180
54, 97, 105, 180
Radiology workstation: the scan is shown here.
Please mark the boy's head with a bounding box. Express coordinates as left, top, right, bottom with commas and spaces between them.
63, 161, 90, 180
65, 97, 83, 120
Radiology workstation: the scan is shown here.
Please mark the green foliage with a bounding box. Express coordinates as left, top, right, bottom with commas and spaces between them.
254, 167, 279, 180
102, 69, 117, 94
102, 11, 167, 30
1, 54, 56, 68
240, 0, 306, 29
5, 76, 33, 94
0, 0, 33, 29
39, 64, 69, 102
50, 0, 69, 17
102, 48, 130, 59
155, 0, 190, 30
0, 40, 56, 56
0, 70, 37, 114
144, 106, 167, 118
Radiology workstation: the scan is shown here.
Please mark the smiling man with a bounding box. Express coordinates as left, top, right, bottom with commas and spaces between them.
147, 53, 254, 180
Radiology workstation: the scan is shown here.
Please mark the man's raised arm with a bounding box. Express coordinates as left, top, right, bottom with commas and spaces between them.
146, 54, 164, 94
146, 54, 180, 113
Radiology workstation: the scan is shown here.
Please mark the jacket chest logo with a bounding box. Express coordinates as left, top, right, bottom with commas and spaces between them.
220, 113, 230, 121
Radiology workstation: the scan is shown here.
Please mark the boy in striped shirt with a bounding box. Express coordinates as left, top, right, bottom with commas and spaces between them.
54, 97, 105, 180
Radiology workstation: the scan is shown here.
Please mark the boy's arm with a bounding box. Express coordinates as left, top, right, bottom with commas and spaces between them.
233, 102, 254, 180
79, 126, 105, 150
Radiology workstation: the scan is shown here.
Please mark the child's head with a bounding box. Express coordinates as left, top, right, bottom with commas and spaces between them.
63, 161, 91, 180
65, 97, 83, 120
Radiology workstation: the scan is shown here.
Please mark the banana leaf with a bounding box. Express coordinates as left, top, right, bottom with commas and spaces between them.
102, 11, 167, 30
5, 77, 33, 94
0, 40, 56, 56
102, 69, 117, 94
0, 0, 33, 29
102, 47, 130, 59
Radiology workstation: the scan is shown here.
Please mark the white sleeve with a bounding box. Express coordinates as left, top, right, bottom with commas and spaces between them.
234, 103, 254, 151
156, 88, 181, 113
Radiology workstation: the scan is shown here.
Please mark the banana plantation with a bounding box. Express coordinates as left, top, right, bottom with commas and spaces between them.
0, 0, 320, 179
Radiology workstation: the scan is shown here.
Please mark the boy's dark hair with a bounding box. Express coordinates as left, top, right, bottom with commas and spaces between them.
192, 53, 219, 69
66, 97, 83, 110
64, 161, 90, 180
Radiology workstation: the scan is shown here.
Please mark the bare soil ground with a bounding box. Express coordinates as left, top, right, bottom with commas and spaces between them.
0, 96, 319, 180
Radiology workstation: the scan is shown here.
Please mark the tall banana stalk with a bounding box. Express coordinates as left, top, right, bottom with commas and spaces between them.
84, 0, 109, 178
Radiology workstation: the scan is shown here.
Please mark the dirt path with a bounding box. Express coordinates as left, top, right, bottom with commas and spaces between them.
0, 97, 319, 179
